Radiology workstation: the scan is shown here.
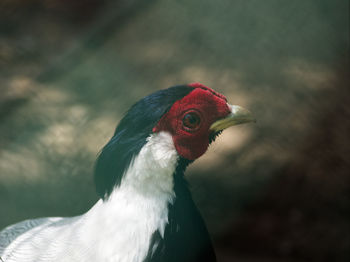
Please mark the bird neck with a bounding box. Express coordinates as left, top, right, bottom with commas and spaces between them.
112, 131, 178, 198
81, 132, 182, 261
144, 158, 217, 262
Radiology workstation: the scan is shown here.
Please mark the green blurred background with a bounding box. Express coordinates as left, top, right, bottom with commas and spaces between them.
0, 0, 349, 261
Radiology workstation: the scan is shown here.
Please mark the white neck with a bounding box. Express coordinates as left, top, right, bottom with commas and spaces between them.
81, 131, 178, 262
115, 131, 178, 198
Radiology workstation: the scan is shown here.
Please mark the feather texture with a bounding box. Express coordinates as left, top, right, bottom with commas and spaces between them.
0, 132, 179, 262
145, 157, 216, 262
0, 84, 220, 262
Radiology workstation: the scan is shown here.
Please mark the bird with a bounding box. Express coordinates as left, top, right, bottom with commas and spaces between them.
0, 83, 255, 262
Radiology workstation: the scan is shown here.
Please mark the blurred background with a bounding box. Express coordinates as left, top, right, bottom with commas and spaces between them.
0, 0, 349, 261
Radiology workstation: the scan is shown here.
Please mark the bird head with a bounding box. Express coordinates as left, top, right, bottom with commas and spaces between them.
94, 83, 254, 199
152, 82, 254, 160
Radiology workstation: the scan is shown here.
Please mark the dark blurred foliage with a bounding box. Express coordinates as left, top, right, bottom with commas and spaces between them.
0, 0, 349, 261
216, 67, 350, 262
0, 0, 105, 24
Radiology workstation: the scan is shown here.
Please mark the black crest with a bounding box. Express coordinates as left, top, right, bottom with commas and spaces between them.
94, 85, 194, 199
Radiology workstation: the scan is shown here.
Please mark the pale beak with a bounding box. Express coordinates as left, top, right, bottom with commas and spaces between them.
210, 104, 255, 132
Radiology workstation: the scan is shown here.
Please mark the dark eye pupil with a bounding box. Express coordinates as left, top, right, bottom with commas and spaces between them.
183, 113, 200, 129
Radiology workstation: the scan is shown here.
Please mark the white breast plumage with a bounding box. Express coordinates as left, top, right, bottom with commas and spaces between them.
0, 132, 177, 262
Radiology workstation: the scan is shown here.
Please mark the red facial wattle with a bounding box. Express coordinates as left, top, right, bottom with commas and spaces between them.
153, 84, 231, 160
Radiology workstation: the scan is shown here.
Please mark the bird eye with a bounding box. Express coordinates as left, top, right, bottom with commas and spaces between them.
182, 112, 201, 131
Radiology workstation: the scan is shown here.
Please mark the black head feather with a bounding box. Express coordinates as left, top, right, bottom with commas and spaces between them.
94, 85, 194, 199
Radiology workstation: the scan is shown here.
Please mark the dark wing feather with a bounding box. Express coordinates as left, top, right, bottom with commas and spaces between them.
145, 158, 216, 262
